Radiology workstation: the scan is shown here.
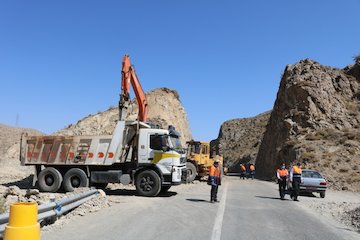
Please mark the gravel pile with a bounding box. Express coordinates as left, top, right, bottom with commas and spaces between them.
0, 185, 111, 231
343, 207, 360, 232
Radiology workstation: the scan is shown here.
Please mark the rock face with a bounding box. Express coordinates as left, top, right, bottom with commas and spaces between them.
55, 88, 192, 145
211, 112, 270, 172
256, 59, 360, 191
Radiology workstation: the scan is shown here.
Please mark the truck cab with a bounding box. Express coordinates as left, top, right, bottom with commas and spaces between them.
137, 127, 186, 190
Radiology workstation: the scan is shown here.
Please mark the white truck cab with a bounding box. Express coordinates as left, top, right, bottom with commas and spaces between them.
138, 127, 186, 185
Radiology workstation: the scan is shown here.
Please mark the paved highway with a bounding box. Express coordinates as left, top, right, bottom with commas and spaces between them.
42, 177, 359, 240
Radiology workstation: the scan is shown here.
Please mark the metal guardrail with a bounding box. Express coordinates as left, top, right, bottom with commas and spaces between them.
0, 189, 99, 237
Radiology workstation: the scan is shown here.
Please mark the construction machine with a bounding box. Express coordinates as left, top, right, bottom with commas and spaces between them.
185, 140, 223, 182
20, 55, 186, 197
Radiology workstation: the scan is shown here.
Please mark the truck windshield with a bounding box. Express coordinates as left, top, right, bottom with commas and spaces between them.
170, 136, 184, 153
150, 134, 170, 151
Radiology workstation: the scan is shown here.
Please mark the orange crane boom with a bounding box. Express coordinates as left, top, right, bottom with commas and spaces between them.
119, 54, 148, 122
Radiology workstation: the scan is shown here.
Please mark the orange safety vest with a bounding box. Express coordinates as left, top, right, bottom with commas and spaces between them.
292, 166, 302, 174
250, 165, 255, 171
277, 169, 288, 177
209, 165, 220, 177
240, 165, 246, 171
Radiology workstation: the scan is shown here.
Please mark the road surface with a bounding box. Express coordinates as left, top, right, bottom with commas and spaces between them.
42, 176, 359, 240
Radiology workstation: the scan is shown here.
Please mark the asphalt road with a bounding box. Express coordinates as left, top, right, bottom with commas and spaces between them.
42, 177, 359, 240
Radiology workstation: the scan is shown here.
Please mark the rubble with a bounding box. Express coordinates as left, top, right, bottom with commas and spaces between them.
343, 207, 360, 232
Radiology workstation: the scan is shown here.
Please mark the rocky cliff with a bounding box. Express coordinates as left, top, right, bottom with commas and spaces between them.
55, 88, 192, 145
256, 59, 360, 191
211, 112, 270, 172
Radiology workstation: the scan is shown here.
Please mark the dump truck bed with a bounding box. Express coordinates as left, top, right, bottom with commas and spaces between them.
20, 121, 128, 166
20, 134, 123, 166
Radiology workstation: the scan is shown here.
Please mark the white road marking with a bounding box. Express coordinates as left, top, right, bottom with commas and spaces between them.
211, 182, 229, 240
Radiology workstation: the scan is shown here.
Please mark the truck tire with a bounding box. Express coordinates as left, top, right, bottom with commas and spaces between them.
186, 162, 197, 183
37, 167, 63, 193
135, 170, 161, 197
320, 191, 325, 198
63, 168, 89, 192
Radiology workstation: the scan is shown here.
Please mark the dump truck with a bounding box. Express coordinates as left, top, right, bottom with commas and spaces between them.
185, 140, 223, 182
20, 55, 186, 197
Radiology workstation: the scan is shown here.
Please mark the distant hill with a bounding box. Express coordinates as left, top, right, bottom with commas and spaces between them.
211, 112, 270, 172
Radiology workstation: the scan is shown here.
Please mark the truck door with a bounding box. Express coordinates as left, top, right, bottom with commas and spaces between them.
138, 133, 166, 164
148, 134, 164, 164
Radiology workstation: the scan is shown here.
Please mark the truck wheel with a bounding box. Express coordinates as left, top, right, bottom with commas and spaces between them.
135, 170, 161, 197
160, 186, 171, 193
320, 191, 326, 198
186, 162, 197, 183
37, 167, 63, 193
63, 168, 89, 192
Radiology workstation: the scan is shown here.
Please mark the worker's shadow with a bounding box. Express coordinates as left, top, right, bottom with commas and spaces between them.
255, 192, 318, 200
186, 198, 209, 203
255, 196, 289, 201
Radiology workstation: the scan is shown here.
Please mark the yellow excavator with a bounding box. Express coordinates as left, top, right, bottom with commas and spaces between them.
185, 140, 224, 182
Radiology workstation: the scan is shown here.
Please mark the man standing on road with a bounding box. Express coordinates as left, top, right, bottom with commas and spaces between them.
209, 159, 221, 203
240, 163, 246, 180
277, 163, 288, 200
249, 164, 255, 180
290, 162, 302, 201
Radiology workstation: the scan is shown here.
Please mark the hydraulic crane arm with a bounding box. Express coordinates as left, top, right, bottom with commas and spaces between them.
119, 54, 148, 122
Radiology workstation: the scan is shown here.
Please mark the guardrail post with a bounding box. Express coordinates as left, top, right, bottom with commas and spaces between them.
4, 202, 40, 240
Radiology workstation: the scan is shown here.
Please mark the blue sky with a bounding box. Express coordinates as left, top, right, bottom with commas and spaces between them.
0, 0, 359, 141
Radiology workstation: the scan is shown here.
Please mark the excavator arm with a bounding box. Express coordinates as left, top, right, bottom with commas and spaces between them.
119, 54, 148, 122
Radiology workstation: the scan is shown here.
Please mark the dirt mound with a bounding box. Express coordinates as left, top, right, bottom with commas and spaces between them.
256, 59, 360, 191
211, 112, 270, 172
55, 88, 192, 145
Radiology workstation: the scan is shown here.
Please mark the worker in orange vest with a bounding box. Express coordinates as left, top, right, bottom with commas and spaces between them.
208, 159, 221, 203
277, 163, 289, 200
290, 162, 302, 201
240, 164, 246, 180
249, 164, 255, 180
